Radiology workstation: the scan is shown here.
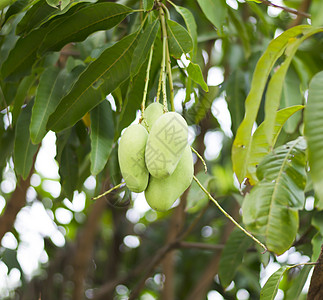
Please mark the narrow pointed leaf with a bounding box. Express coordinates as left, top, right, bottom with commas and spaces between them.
242, 137, 307, 254
264, 28, 323, 146
39, 3, 133, 54
166, 19, 193, 59
14, 100, 39, 179
260, 266, 287, 300
187, 62, 208, 92
247, 105, 304, 184
90, 100, 114, 175
47, 31, 140, 132
304, 71, 323, 204
197, 0, 227, 30
130, 19, 159, 77
232, 25, 313, 183
1, 28, 47, 81
143, 0, 153, 11
219, 229, 253, 287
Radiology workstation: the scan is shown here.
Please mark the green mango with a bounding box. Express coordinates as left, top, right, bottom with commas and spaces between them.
142, 102, 164, 132
118, 124, 149, 193
145, 112, 188, 178
145, 144, 194, 211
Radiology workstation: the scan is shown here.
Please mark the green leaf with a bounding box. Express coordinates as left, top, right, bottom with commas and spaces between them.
143, 0, 154, 11
247, 105, 304, 185
130, 19, 159, 77
260, 266, 287, 300
264, 28, 323, 146
197, 0, 227, 30
242, 137, 307, 254
12, 74, 35, 124
166, 19, 193, 59
187, 62, 208, 92
232, 25, 314, 183
59, 143, 78, 200
46, 0, 60, 8
172, 4, 197, 58
90, 100, 114, 175
219, 229, 253, 287
310, 0, 323, 27
47, 31, 141, 132
30, 66, 83, 144
14, 100, 39, 179
4, 0, 30, 25
285, 265, 312, 300
1, 28, 48, 81
304, 71, 323, 205
39, 3, 133, 54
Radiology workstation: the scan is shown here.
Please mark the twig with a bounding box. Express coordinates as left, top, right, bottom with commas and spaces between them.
91, 182, 124, 201
191, 146, 208, 173
193, 175, 268, 253
178, 241, 224, 251
258, 0, 311, 18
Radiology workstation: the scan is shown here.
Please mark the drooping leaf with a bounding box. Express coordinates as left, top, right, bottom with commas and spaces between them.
143, 0, 153, 11
260, 266, 287, 300
247, 105, 304, 185
47, 31, 141, 132
130, 19, 159, 77
187, 62, 208, 92
14, 100, 39, 179
1, 28, 48, 81
242, 137, 307, 254
197, 0, 227, 30
90, 100, 114, 175
171, 4, 197, 57
30, 66, 84, 144
264, 28, 323, 146
219, 229, 253, 287
39, 3, 133, 54
12, 74, 35, 124
232, 25, 314, 183
304, 71, 323, 205
166, 19, 193, 59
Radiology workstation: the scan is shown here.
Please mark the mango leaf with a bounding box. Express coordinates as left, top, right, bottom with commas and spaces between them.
285, 265, 312, 300
232, 25, 313, 183
39, 3, 133, 54
166, 19, 193, 59
143, 0, 153, 11
281, 66, 303, 133
47, 31, 141, 132
260, 266, 287, 300
187, 62, 208, 92
30, 66, 84, 144
90, 100, 114, 175
1, 27, 48, 81
130, 19, 159, 77
247, 105, 304, 185
304, 71, 323, 205
264, 28, 323, 146
12, 74, 35, 124
197, 0, 227, 30
4, 0, 30, 25
242, 137, 307, 254
310, 0, 323, 27
219, 229, 253, 287
171, 4, 197, 58
14, 100, 39, 179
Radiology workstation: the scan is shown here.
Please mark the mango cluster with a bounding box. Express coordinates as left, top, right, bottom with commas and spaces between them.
118, 103, 194, 211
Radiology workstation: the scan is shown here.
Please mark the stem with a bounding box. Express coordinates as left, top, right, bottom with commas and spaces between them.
193, 175, 268, 253
258, 0, 311, 18
191, 146, 207, 173
141, 45, 154, 114
156, 69, 163, 103
92, 182, 125, 201
159, 6, 169, 112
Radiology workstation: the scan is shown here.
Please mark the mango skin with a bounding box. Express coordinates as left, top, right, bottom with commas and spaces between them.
142, 102, 164, 132
118, 124, 149, 193
145, 144, 193, 211
145, 112, 188, 178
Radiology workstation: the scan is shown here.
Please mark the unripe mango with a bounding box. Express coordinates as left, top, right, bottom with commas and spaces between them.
145, 144, 194, 211
118, 124, 149, 193
142, 102, 164, 131
145, 112, 188, 178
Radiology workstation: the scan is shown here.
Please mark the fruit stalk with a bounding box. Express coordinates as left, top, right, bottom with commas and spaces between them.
141, 45, 154, 113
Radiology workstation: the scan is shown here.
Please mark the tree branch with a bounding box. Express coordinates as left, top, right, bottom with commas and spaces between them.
258, 0, 311, 18
307, 244, 323, 300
